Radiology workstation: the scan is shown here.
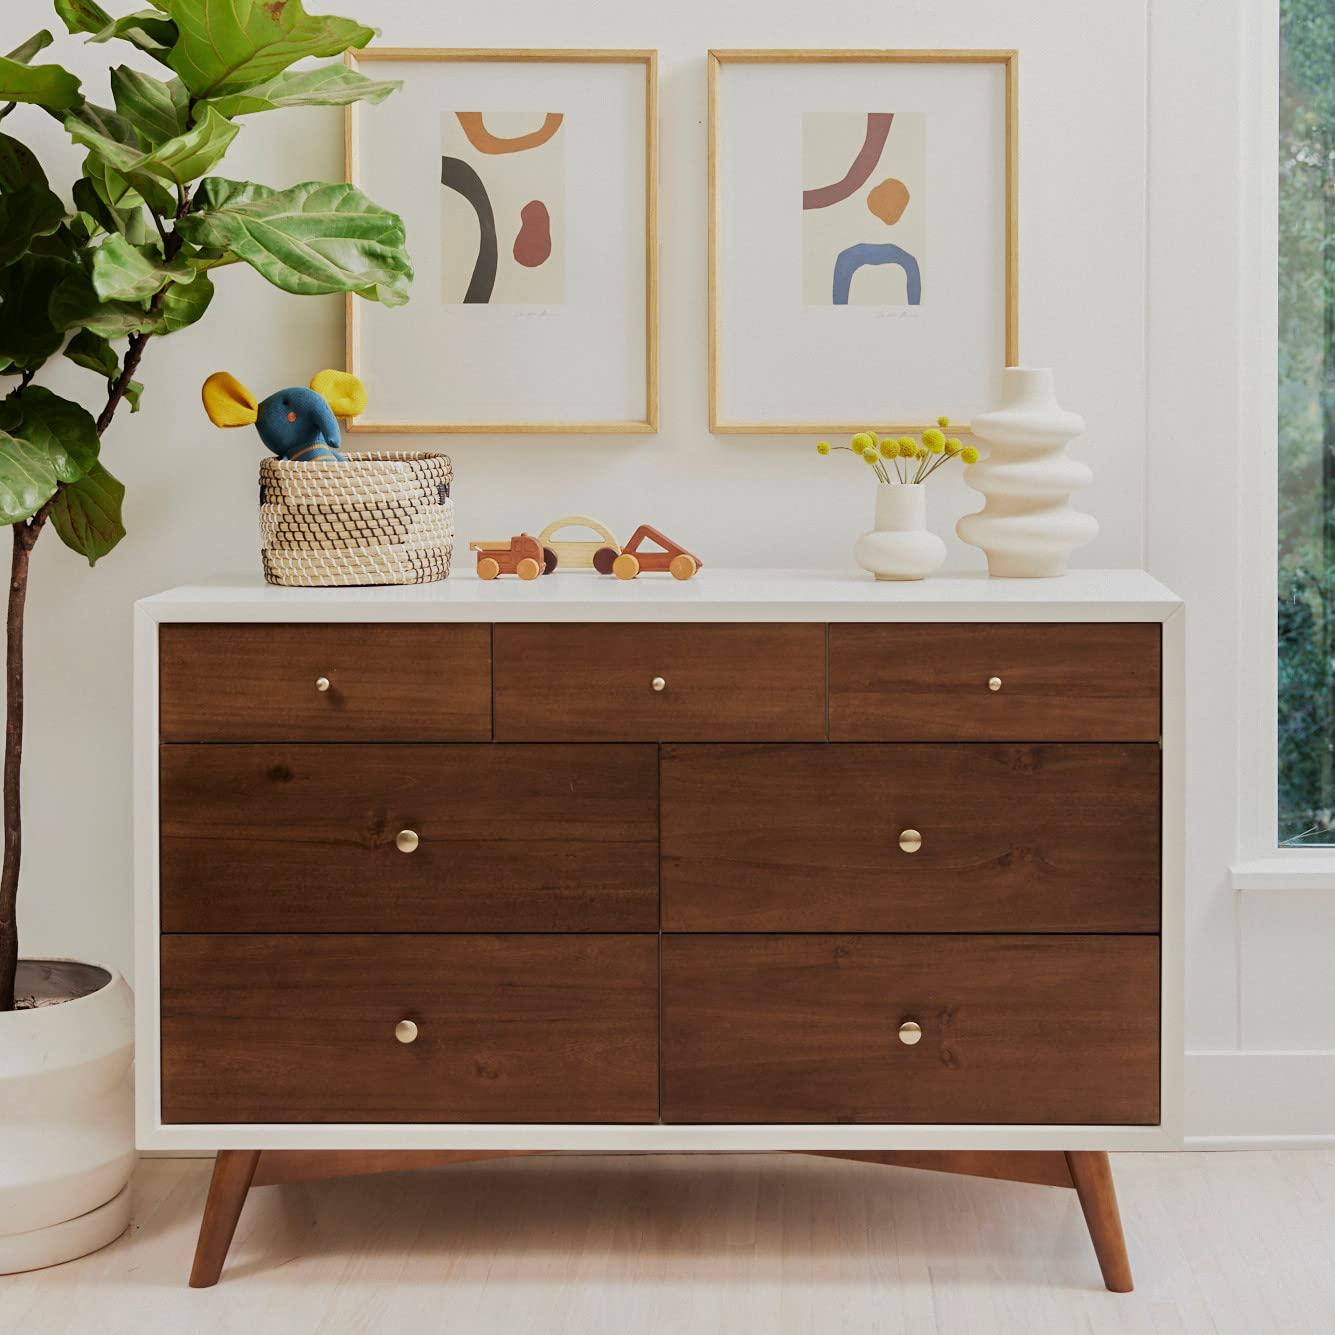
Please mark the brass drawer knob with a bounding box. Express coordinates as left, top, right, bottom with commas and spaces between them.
395, 829, 420, 854
987, 676, 1002, 692
315, 676, 331, 693
898, 828, 922, 854
395, 1019, 418, 1044
651, 676, 667, 692
898, 1020, 923, 1046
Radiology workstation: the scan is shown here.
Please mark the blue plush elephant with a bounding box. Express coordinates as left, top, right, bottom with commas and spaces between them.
202, 370, 368, 462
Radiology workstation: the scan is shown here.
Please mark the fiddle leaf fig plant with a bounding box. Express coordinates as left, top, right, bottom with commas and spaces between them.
0, 1, 414, 1010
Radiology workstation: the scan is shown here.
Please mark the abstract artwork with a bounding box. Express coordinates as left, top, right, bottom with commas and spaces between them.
801, 112, 926, 307
441, 111, 565, 304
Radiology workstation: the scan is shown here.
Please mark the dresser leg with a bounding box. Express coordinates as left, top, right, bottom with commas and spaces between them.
1065, 1151, 1134, 1293
189, 1150, 260, 1288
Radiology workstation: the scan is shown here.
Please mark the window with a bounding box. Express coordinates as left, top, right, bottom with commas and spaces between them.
1278, 0, 1335, 844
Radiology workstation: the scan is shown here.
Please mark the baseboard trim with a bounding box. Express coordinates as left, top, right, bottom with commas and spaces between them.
1186, 1049, 1335, 1144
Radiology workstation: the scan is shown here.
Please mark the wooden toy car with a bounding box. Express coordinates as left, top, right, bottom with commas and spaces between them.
594, 524, 702, 581
537, 515, 620, 571
468, 533, 555, 581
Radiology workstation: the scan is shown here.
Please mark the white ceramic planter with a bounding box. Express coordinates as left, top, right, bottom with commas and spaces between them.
853, 483, 947, 581
956, 367, 1098, 577
0, 960, 135, 1274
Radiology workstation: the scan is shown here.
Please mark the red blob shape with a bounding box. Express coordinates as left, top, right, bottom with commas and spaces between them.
513, 200, 552, 268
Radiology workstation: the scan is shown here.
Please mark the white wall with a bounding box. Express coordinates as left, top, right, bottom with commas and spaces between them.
29, 0, 1326, 1142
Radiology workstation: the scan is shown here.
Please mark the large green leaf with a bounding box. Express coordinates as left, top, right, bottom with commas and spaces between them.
91, 233, 195, 301
178, 178, 411, 301
5, 30, 54, 65
0, 183, 64, 267
66, 102, 238, 193
49, 264, 152, 338
0, 385, 100, 483
110, 65, 187, 144
0, 133, 47, 190
163, 0, 374, 99
55, 0, 176, 64
0, 428, 59, 523
207, 62, 399, 117
51, 462, 125, 564
154, 267, 213, 331
0, 254, 71, 367
64, 327, 120, 378
0, 57, 82, 112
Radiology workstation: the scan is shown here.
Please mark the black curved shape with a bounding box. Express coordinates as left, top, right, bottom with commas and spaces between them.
441, 155, 498, 304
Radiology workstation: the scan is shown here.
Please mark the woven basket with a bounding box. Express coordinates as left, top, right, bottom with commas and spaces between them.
258, 452, 454, 587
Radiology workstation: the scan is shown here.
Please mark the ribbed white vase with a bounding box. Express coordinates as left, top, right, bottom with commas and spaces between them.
854, 483, 946, 582
956, 368, 1098, 578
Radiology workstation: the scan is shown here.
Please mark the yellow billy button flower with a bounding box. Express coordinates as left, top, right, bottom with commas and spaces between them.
937, 415, 951, 428
899, 439, 917, 458
850, 431, 874, 452
861, 445, 880, 464
922, 427, 946, 450
945, 437, 963, 454
816, 440, 831, 455
960, 445, 981, 465
879, 438, 897, 458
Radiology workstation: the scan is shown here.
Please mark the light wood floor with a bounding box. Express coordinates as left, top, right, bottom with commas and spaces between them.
3, 1151, 1334, 1334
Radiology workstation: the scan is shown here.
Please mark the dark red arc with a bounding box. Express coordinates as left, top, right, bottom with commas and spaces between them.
803, 113, 894, 210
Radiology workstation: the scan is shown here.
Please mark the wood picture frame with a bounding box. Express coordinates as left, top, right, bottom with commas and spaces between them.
707, 49, 1019, 436
344, 49, 659, 434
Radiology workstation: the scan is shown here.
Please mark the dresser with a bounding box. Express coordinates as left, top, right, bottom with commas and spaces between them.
134, 570, 1183, 1290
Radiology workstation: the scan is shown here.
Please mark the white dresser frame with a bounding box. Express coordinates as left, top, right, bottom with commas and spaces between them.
134, 569, 1183, 1155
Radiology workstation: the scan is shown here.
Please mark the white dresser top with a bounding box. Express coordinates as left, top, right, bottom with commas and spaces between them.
137, 569, 1181, 624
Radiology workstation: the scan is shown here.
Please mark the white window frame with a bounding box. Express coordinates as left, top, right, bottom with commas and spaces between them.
1230, 0, 1335, 888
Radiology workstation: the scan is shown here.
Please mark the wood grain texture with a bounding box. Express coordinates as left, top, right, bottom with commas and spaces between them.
252, 1150, 542, 1186
1066, 1151, 1135, 1292
494, 623, 826, 741
188, 1150, 259, 1288
160, 743, 659, 933
660, 934, 1160, 1125
661, 743, 1160, 932
161, 935, 659, 1124
829, 623, 1161, 741
159, 624, 491, 743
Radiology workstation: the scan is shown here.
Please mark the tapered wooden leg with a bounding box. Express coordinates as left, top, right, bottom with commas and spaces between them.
189, 1150, 260, 1288
1065, 1151, 1134, 1293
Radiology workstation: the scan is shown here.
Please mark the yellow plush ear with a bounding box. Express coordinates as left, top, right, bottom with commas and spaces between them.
202, 372, 258, 428
310, 369, 367, 419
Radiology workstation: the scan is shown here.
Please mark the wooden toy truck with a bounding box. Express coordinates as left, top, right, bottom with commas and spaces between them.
593, 525, 701, 581
468, 534, 556, 581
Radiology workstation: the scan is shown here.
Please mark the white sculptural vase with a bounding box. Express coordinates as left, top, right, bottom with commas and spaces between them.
955, 367, 1098, 578
854, 483, 947, 582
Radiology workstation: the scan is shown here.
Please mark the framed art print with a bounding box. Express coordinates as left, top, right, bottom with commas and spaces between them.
708, 50, 1018, 434
345, 49, 658, 433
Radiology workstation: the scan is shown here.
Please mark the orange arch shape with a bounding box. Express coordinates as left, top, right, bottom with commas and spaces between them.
455, 112, 563, 155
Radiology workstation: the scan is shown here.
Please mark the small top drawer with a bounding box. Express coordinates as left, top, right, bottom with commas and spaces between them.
493, 624, 826, 741
829, 622, 1160, 741
159, 623, 491, 742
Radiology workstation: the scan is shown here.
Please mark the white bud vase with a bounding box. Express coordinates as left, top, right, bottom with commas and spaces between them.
955, 367, 1098, 578
854, 483, 946, 582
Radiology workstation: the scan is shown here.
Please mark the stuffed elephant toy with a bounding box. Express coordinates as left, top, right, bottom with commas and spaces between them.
201, 369, 368, 462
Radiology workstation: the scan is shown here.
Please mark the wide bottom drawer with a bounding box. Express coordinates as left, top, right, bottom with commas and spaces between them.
161, 935, 658, 1124
661, 935, 1160, 1125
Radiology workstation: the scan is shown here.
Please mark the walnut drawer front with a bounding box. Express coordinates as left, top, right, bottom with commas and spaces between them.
829, 623, 1160, 741
660, 934, 1159, 1125
160, 744, 659, 933
160, 934, 659, 1123
661, 743, 1160, 933
159, 624, 491, 742
493, 624, 826, 741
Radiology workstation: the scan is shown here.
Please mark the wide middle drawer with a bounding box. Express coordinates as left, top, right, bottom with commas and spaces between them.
160, 744, 659, 932
662, 743, 1160, 932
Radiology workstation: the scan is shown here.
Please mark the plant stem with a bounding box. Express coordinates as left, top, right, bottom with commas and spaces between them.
0, 510, 46, 1011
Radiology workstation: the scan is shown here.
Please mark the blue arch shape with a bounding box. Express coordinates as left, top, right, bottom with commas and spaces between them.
832, 243, 922, 306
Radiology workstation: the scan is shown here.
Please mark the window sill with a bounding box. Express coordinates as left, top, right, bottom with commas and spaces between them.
1230, 855, 1335, 891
